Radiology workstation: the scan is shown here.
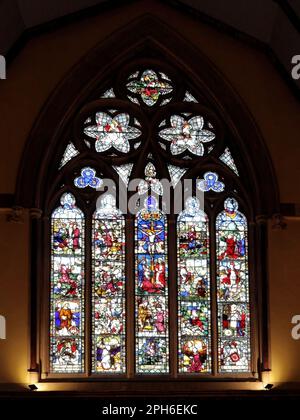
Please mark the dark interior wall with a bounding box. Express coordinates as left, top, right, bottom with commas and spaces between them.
0, 0, 299, 387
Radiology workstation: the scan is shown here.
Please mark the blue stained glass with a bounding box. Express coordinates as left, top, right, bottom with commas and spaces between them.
197, 172, 225, 193
74, 167, 102, 189
49, 64, 254, 379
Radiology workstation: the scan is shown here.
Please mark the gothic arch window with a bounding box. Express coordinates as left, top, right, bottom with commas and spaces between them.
17, 20, 279, 390
45, 63, 255, 379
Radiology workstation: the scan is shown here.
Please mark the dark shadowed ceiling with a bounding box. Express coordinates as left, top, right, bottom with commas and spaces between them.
0, 0, 299, 94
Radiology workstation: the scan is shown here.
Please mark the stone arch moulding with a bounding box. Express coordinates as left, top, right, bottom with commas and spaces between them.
15, 14, 279, 384
16, 14, 279, 215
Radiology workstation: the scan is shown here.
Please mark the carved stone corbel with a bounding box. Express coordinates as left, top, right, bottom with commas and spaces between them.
271, 213, 287, 230
6, 206, 25, 223
255, 214, 268, 225
29, 208, 43, 219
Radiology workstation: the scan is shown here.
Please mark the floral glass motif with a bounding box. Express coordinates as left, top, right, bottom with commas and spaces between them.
138, 162, 163, 196
74, 167, 102, 189
159, 115, 215, 156
84, 112, 141, 153
59, 143, 79, 169
51, 65, 254, 379
197, 172, 225, 193
92, 195, 126, 373
127, 69, 173, 106
50, 193, 85, 373
219, 148, 239, 176
135, 196, 169, 373
177, 198, 210, 373
216, 198, 251, 372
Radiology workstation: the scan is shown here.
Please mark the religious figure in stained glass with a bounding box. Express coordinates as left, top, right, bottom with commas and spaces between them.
92, 194, 126, 373
135, 196, 169, 373
50, 64, 255, 380
50, 193, 85, 373
177, 197, 211, 373
216, 198, 250, 372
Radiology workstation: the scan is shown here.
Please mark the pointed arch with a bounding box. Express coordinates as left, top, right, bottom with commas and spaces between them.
15, 14, 279, 215
14, 14, 279, 390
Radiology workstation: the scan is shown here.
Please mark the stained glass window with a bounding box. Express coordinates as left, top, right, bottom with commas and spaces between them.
92, 195, 126, 373
197, 172, 225, 193
135, 197, 169, 373
138, 162, 163, 196
74, 167, 102, 189
127, 69, 173, 106
59, 143, 79, 169
177, 198, 210, 373
50, 193, 85, 373
101, 88, 116, 98
216, 198, 251, 372
167, 164, 187, 188
183, 91, 198, 103
219, 148, 239, 176
49, 64, 255, 380
84, 112, 141, 153
159, 115, 215, 156
112, 163, 134, 186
